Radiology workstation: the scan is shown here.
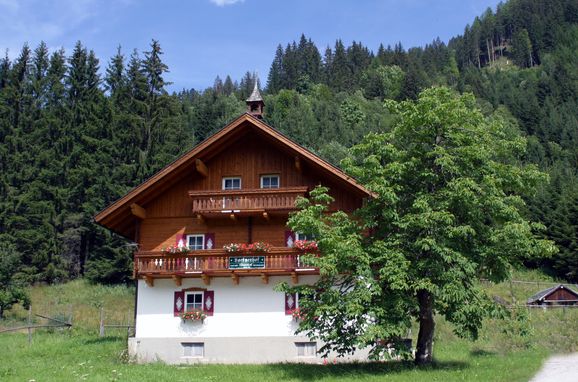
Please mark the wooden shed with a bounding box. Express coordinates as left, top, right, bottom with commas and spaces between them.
527, 284, 578, 306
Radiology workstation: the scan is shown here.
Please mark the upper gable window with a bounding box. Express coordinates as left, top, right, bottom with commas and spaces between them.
260, 175, 280, 189
222, 177, 241, 190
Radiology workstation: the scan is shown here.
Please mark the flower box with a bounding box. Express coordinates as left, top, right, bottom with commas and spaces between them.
294, 240, 318, 252
223, 242, 272, 254
292, 307, 304, 321
162, 245, 190, 255
180, 309, 207, 322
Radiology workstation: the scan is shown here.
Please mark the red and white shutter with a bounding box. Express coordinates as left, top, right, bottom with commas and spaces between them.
285, 292, 296, 315
205, 233, 215, 250
284, 230, 295, 248
174, 291, 185, 316
203, 290, 214, 316
176, 233, 185, 248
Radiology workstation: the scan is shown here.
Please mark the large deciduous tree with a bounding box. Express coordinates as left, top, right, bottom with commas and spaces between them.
285, 87, 556, 365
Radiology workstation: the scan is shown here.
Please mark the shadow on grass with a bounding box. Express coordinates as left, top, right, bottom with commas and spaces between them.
83, 336, 125, 345
265, 360, 469, 381
470, 349, 497, 357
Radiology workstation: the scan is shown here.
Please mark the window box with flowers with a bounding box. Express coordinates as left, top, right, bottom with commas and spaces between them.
162, 245, 190, 255
180, 309, 207, 323
292, 307, 305, 322
294, 240, 318, 252
223, 242, 272, 254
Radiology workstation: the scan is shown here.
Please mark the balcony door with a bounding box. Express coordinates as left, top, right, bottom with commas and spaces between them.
222, 177, 241, 210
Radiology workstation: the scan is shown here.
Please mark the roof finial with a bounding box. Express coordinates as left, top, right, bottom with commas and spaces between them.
246, 73, 264, 119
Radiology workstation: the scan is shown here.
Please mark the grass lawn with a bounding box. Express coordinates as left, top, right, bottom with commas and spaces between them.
0, 331, 548, 382
0, 272, 576, 381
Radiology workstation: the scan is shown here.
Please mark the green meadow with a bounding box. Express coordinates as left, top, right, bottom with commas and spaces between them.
0, 271, 576, 382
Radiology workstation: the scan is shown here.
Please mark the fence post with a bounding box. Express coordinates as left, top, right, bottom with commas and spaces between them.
99, 307, 105, 337
27, 305, 32, 345
68, 304, 73, 328
127, 308, 131, 338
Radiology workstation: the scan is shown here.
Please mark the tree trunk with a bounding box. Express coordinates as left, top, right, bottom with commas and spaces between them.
415, 289, 435, 365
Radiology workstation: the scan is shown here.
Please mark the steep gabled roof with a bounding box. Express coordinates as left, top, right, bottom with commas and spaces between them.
527, 284, 578, 304
95, 113, 373, 239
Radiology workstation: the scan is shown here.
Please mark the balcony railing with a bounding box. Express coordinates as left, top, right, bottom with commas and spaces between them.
188, 187, 308, 216
134, 247, 316, 276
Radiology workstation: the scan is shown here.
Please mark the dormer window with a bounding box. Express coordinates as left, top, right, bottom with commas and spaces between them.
222, 177, 241, 190
260, 175, 280, 189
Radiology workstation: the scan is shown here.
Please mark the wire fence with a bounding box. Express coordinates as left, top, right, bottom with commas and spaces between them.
0, 306, 73, 344
98, 307, 134, 338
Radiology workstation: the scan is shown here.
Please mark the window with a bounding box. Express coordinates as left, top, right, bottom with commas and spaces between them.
296, 342, 316, 357
296, 232, 313, 241
182, 342, 204, 357
185, 291, 204, 311
186, 234, 205, 250
260, 175, 280, 189
222, 177, 241, 190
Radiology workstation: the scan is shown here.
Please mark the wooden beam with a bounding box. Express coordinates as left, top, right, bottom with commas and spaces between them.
231, 273, 239, 285
201, 274, 211, 286
260, 273, 269, 284
291, 272, 298, 285
144, 276, 154, 287
130, 203, 146, 220
172, 275, 182, 287
294, 156, 301, 172
195, 158, 208, 177
262, 212, 269, 221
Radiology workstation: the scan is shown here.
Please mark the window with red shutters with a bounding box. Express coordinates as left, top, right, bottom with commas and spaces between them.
285, 292, 297, 315
174, 289, 215, 316
203, 290, 214, 316
174, 291, 185, 316
175, 233, 185, 248
205, 233, 215, 250
285, 230, 295, 248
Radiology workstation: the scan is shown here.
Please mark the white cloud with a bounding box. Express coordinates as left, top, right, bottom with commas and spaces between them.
0, 0, 136, 56
210, 0, 244, 7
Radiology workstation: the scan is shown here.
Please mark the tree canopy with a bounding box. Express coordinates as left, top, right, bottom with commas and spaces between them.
285, 87, 556, 364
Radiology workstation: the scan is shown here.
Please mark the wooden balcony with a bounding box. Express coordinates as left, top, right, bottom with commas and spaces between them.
188, 187, 308, 218
134, 247, 318, 286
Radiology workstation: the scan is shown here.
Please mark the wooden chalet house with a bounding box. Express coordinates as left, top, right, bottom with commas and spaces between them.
95, 83, 372, 363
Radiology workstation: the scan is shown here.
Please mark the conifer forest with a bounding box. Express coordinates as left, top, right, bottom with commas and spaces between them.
1, 0, 577, 286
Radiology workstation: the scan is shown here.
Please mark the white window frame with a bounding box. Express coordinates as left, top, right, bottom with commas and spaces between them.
182, 342, 204, 358
295, 342, 317, 357
260, 174, 280, 189
296, 232, 313, 241
222, 177, 241, 190
186, 234, 205, 250
185, 291, 204, 312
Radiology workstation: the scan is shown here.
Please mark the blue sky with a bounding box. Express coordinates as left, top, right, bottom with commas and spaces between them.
0, 0, 502, 91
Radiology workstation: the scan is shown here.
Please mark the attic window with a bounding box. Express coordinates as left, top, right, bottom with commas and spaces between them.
222, 177, 241, 190
260, 175, 279, 189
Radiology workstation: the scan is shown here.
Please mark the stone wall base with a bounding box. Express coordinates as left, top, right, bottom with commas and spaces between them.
128, 336, 371, 364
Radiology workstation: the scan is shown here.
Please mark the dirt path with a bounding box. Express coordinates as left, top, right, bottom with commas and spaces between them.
530, 353, 578, 382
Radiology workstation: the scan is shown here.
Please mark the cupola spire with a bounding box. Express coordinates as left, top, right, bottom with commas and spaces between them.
246, 76, 264, 119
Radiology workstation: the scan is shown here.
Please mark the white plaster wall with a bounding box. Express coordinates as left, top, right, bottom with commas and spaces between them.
135, 275, 318, 338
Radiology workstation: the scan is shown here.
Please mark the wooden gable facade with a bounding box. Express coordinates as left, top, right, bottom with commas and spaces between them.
95, 113, 372, 286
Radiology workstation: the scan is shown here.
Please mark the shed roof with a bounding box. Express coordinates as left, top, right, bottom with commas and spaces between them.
527, 284, 578, 304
